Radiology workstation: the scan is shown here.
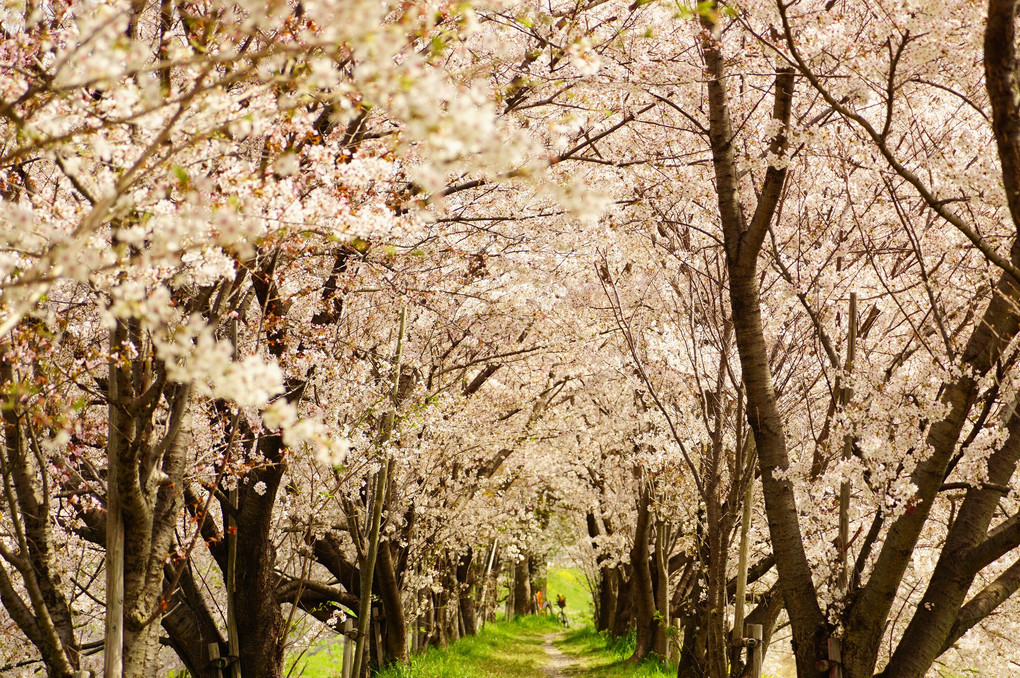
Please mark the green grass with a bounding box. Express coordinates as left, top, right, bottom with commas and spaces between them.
545, 567, 592, 622
555, 625, 674, 678
285, 568, 614, 678
286, 639, 346, 678
375, 615, 562, 678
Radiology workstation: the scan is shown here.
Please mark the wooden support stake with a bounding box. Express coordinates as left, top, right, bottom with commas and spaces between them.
732, 476, 754, 645
838, 293, 857, 592
208, 643, 224, 678
373, 606, 384, 672
225, 487, 240, 678
669, 617, 682, 663
827, 637, 843, 678
341, 619, 354, 678
476, 539, 498, 630
748, 624, 763, 678
654, 521, 669, 658
104, 367, 125, 678
505, 573, 513, 622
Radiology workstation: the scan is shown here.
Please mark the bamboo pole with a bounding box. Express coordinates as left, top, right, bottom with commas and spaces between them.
104, 351, 125, 678
654, 521, 669, 657
476, 540, 498, 630
225, 486, 240, 678
838, 293, 857, 592
351, 307, 406, 678
341, 619, 354, 678
748, 624, 763, 678
731, 476, 754, 645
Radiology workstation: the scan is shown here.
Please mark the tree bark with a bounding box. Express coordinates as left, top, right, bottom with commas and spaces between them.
161, 564, 227, 678
0, 352, 79, 677
232, 438, 287, 678
587, 512, 618, 633
513, 556, 532, 617
611, 565, 634, 639
456, 549, 478, 637
628, 480, 657, 663
699, 11, 826, 675
377, 539, 408, 664
879, 415, 1020, 677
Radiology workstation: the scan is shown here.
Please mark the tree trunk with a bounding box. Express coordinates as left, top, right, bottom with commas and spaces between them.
703, 484, 728, 678
161, 565, 227, 678
456, 550, 478, 636
699, 14, 825, 672
376, 540, 408, 664
677, 615, 707, 678
0, 352, 79, 677
587, 512, 619, 633
232, 434, 288, 678
513, 557, 532, 617
612, 566, 634, 639
629, 481, 657, 663
597, 566, 618, 633
106, 318, 195, 678
528, 555, 544, 615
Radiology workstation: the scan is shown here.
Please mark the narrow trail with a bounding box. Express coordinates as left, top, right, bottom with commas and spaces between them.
541, 632, 574, 678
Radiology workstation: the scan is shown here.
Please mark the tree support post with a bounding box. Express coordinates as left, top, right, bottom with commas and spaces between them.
225, 487, 241, 678
476, 539, 498, 630
341, 618, 354, 678
732, 477, 754, 645
838, 293, 857, 593
208, 643, 225, 678
748, 624, 763, 678
104, 359, 125, 678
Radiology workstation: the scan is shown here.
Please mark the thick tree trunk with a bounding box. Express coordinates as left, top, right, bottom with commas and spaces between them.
727, 268, 827, 676
0, 353, 79, 677
233, 438, 287, 678
587, 512, 619, 633
628, 482, 657, 663
611, 566, 634, 639
676, 604, 707, 678
376, 540, 408, 664
106, 317, 194, 678
513, 557, 532, 617
456, 550, 478, 636
528, 555, 544, 615
703, 485, 728, 678
597, 566, 618, 633
699, 14, 826, 673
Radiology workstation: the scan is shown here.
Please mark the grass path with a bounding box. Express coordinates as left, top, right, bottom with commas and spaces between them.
296, 569, 673, 678
541, 633, 573, 678
369, 618, 674, 678
374, 616, 564, 678
554, 626, 673, 678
